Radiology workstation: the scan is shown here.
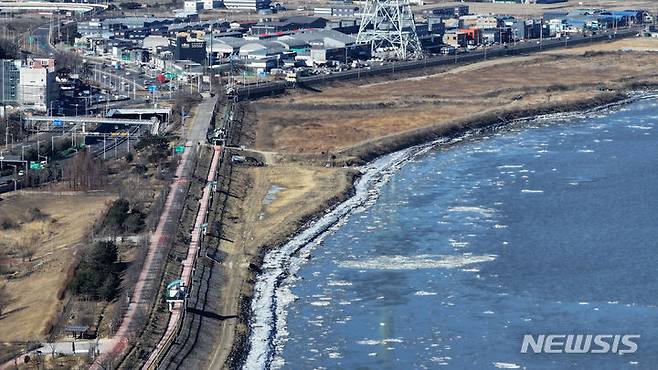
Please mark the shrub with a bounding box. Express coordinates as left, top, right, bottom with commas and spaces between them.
69, 242, 121, 301
26, 207, 48, 222
123, 213, 145, 234
102, 199, 146, 234
0, 216, 18, 230
104, 199, 130, 232
135, 133, 171, 164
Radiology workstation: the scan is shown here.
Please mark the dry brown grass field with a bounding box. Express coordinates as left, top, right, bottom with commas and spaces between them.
0, 191, 114, 342
251, 38, 658, 156
205, 164, 355, 368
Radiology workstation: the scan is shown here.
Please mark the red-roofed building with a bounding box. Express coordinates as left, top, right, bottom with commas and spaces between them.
458, 27, 483, 45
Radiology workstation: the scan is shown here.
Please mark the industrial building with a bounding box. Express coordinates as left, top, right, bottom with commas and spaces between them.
223, 0, 271, 11
443, 30, 467, 48
250, 17, 328, 34
173, 35, 208, 64
314, 4, 359, 18
423, 5, 469, 18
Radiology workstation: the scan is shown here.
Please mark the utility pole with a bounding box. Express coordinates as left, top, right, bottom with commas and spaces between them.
209, 24, 213, 94
539, 17, 543, 51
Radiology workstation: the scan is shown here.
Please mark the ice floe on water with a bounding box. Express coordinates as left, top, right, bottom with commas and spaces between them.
447, 206, 496, 218
449, 239, 470, 248
430, 356, 451, 365
627, 125, 652, 130
357, 338, 404, 346
326, 280, 352, 286
414, 291, 438, 296
337, 254, 497, 270
493, 362, 522, 369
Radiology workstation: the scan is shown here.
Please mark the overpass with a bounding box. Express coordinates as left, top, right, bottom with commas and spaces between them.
24, 115, 162, 134
107, 108, 171, 122
0, 1, 107, 13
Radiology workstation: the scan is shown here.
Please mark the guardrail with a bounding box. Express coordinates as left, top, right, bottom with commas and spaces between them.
145, 305, 186, 370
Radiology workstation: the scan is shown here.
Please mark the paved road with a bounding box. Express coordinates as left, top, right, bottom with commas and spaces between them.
91, 96, 217, 369
37, 339, 113, 356
32, 23, 56, 56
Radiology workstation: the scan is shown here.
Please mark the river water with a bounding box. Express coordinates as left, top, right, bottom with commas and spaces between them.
246, 96, 658, 370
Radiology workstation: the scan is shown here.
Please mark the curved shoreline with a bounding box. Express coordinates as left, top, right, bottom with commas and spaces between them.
240, 90, 657, 370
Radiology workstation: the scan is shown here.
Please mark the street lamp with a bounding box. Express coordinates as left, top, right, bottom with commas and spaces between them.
6, 163, 18, 191
21, 144, 29, 161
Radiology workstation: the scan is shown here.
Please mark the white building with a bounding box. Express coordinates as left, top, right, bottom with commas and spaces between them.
19, 66, 57, 112
202, 0, 222, 9
223, 0, 270, 11
143, 35, 171, 53
184, 0, 203, 12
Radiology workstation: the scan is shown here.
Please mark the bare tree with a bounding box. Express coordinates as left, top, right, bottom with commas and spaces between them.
0, 37, 19, 59
53, 50, 82, 74
63, 151, 108, 190
18, 233, 39, 262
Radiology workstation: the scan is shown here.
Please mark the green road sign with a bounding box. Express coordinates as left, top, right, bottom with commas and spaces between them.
29, 162, 43, 170
175, 145, 185, 153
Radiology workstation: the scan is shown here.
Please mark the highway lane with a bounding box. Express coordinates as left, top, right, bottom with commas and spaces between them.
32, 23, 56, 55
